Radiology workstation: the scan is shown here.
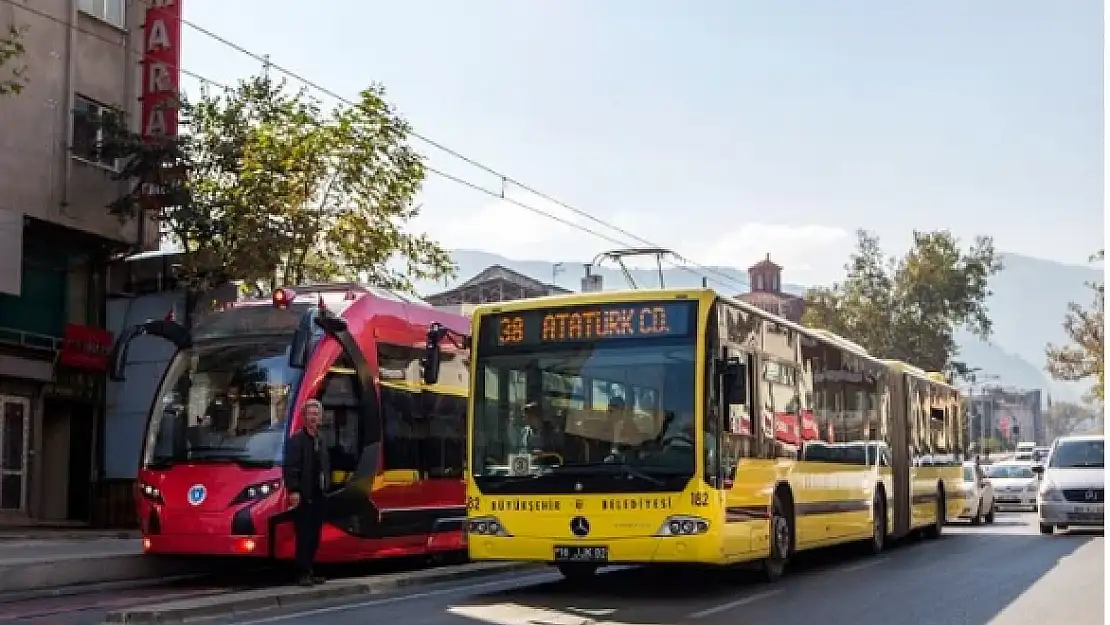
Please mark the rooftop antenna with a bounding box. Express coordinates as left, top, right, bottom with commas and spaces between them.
592, 247, 678, 290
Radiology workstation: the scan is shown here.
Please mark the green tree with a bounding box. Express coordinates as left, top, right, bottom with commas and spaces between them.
802, 229, 1002, 378
1044, 400, 1099, 439
0, 24, 28, 96
1045, 250, 1104, 403
101, 74, 455, 295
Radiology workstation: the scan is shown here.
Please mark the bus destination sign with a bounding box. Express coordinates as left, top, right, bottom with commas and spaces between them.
485, 300, 696, 348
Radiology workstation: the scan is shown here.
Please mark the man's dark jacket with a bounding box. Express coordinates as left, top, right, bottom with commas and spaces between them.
283, 429, 332, 503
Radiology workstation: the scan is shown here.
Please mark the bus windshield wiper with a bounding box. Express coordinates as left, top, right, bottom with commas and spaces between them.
554, 461, 665, 487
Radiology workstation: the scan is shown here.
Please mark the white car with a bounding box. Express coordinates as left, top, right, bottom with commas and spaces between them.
1034, 435, 1104, 535
985, 462, 1039, 510
958, 461, 996, 525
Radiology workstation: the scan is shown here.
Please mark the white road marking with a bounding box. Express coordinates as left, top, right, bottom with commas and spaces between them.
232, 571, 558, 625
832, 557, 889, 573
687, 589, 783, 619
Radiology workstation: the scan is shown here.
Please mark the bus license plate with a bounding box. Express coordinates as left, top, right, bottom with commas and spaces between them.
553, 545, 609, 563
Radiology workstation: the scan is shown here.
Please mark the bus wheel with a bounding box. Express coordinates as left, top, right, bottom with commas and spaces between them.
556, 563, 598, 584
761, 495, 791, 582
868, 494, 886, 555
923, 489, 945, 539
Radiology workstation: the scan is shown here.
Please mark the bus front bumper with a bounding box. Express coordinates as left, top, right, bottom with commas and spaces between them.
468, 534, 727, 565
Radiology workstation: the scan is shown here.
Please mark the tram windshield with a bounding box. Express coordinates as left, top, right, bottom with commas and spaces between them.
142, 338, 302, 468
470, 300, 699, 494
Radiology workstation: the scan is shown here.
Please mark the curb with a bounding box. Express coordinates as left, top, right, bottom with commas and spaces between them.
103, 561, 544, 624
0, 553, 213, 594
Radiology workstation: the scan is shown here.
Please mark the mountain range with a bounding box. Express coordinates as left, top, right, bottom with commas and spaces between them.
413, 250, 1102, 404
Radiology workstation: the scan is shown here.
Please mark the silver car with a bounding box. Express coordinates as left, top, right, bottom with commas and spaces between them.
1034, 435, 1104, 534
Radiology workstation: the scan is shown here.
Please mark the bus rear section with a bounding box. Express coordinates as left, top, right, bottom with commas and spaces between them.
464, 293, 740, 578
119, 284, 471, 562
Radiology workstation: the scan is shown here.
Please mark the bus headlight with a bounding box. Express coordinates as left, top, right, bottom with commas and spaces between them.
230, 480, 282, 506
467, 516, 511, 537
655, 515, 710, 537
139, 483, 163, 504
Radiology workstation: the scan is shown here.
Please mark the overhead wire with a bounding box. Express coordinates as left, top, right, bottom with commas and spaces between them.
8, 0, 751, 292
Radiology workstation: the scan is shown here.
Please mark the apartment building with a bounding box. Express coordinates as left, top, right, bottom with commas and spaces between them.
0, 0, 170, 526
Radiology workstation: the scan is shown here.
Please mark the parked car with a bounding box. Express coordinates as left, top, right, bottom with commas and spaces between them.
985, 462, 1039, 511
1034, 435, 1104, 535
958, 461, 996, 525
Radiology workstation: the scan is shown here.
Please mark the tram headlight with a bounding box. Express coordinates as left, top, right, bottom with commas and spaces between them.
655, 515, 710, 537
466, 516, 511, 537
139, 482, 163, 504
230, 479, 283, 506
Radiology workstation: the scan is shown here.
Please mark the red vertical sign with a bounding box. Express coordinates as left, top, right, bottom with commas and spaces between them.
140, 0, 183, 140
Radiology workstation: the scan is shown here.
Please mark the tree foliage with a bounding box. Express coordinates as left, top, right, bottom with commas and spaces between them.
101, 74, 456, 293
0, 24, 28, 97
801, 229, 1002, 379
1045, 250, 1104, 402
1044, 400, 1101, 439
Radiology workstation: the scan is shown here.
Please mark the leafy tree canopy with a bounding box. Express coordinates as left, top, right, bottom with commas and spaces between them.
0, 24, 28, 97
101, 74, 456, 293
801, 229, 1002, 380
1044, 399, 1101, 439
1045, 250, 1104, 402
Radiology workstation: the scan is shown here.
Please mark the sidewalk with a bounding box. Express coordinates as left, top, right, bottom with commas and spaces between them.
0, 536, 208, 594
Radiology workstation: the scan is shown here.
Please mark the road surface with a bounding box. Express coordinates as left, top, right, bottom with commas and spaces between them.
3, 512, 1100, 625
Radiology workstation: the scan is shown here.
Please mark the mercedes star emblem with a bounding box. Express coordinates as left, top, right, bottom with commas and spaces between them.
570, 516, 590, 537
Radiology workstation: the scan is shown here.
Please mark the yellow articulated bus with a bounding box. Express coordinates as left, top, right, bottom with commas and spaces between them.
456, 288, 966, 582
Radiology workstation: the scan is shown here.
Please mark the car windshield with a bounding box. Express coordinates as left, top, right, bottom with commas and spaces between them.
962, 466, 975, 482
986, 464, 1035, 479
472, 335, 697, 494
142, 338, 302, 468
1049, 439, 1105, 469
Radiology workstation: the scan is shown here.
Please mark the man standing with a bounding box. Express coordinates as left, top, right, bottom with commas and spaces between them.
283, 399, 330, 586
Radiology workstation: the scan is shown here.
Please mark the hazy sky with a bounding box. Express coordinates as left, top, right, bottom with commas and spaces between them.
178, 0, 1103, 286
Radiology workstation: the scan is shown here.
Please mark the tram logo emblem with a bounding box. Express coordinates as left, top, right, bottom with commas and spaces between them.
187, 484, 207, 506
570, 516, 590, 537
575, 499, 584, 510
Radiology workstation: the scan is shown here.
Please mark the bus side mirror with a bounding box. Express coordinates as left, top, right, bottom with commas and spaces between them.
1031, 464, 1044, 475
422, 325, 443, 386
719, 358, 745, 404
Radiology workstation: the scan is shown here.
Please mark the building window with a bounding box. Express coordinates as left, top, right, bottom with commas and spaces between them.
72, 96, 119, 169
78, 0, 125, 28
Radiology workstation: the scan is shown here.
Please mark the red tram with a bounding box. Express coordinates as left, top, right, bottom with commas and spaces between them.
110, 283, 471, 562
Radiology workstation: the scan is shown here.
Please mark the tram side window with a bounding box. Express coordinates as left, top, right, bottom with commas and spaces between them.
317, 362, 361, 472
424, 393, 466, 478
381, 386, 422, 471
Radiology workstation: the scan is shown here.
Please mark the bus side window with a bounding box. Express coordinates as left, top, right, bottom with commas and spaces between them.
424, 393, 466, 478
381, 386, 421, 471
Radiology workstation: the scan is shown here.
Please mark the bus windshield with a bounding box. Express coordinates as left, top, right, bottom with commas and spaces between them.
471, 302, 699, 495
142, 337, 302, 468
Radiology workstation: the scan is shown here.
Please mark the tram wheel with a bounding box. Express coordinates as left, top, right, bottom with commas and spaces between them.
761, 494, 791, 582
